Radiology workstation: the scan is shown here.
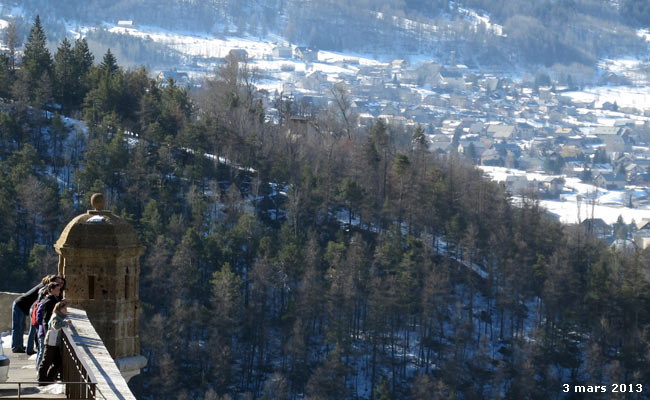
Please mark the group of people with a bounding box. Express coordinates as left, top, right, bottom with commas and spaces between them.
11, 274, 71, 384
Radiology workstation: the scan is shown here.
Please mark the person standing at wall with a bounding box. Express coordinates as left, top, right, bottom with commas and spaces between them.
11, 275, 56, 353
35, 282, 62, 370
38, 301, 70, 384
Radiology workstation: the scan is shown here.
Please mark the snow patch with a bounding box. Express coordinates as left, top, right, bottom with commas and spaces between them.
458, 7, 505, 36
480, 166, 650, 225
637, 29, 650, 42
563, 86, 650, 111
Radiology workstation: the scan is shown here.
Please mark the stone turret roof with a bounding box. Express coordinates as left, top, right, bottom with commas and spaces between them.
54, 194, 142, 253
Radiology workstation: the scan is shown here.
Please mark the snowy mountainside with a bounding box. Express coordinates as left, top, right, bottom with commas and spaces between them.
2, 0, 647, 69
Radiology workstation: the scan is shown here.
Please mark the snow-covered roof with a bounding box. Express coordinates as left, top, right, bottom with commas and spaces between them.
593, 126, 621, 136
487, 125, 515, 138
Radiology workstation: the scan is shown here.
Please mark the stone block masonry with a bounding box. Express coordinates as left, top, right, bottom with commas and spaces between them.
53, 193, 146, 378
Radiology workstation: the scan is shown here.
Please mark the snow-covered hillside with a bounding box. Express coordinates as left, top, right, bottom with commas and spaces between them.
480, 166, 650, 225
6, 10, 650, 227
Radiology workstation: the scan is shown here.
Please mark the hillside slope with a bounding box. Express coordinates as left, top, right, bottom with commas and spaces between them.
2, 0, 647, 68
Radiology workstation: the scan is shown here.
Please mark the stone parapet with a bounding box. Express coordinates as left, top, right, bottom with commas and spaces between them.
67, 307, 143, 397
1, 297, 142, 398
0, 292, 20, 332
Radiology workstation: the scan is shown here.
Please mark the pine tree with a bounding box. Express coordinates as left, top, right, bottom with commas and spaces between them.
392, 153, 411, 224
101, 49, 119, 75
337, 177, 363, 225
22, 16, 52, 94
49, 113, 68, 175
209, 262, 242, 392
304, 346, 350, 399
54, 39, 75, 112
72, 38, 94, 107
73, 38, 94, 74
141, 199, 163, 245
374, 377, 393, 400
0, 54, 11, 99
0, 168, 18, 247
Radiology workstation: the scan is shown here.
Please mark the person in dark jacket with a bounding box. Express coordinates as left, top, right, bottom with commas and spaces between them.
35, 282, 62, 370
56, 276, 66, 299
38, 301, 70, 384
11, 275, 56, 353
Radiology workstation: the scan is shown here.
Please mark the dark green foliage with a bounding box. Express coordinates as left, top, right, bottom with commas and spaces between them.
73, 38, 94, 74
22, 16, 53, 96
53, 38, 82, 113
0, 54, 12, 99
100, 48, 118, 75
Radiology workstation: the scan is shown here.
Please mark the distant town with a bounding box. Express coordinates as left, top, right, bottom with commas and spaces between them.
147, 33, 650, 249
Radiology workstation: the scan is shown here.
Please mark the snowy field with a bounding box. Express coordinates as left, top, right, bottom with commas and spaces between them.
63, 21, 650, 104
564, 86, 650, 112
106, 25, 276, 59
480, 166, 650, 225
71, 24, 394, 93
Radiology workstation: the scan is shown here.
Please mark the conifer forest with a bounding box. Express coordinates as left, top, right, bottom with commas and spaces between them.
1, 17, 650, 400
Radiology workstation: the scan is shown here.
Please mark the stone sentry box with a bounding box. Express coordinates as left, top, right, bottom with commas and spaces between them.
54, 193, 146, 380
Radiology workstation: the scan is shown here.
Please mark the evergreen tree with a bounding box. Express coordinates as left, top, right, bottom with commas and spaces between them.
304, 346, 350, 399
73, 38, 94, 75
72, 38, 94, 107
54, 38, 75, 112
209, 262, 242, 392
0, 54, 11, 99
101, 49, 119, 75
22, 16, 53, 95
374, 377, 394, 400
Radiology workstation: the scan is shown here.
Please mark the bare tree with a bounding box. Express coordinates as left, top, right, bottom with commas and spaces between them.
329, 82, 357, 140
4, 22, 21, 71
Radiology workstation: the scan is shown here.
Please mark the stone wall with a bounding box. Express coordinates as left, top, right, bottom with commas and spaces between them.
66, 307, 141, 398
1, 295, 140, 399
0, 292, 21, 333
58, 252, 141, 359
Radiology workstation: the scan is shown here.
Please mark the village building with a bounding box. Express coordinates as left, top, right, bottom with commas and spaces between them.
294, 47, 318, 62
633, 220, 650, 250
117, 20, 135, 28
487, 124, 516, 140
272, 45, 292, 58
593, 172, 626, 190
